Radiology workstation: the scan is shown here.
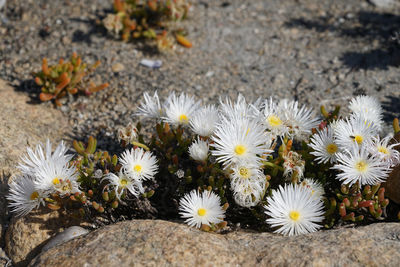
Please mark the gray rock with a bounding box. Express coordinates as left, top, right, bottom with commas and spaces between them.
41, 226, 90, 252
30, 220, 400, 266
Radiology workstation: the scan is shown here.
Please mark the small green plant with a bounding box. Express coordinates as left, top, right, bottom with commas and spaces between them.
34, 53, 109, 106
103, 0, 192, 50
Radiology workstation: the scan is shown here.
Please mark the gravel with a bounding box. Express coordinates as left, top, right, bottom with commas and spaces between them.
0, 0, 399, 152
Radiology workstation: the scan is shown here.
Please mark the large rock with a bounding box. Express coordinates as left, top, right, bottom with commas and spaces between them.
30, 220, 400, 266
0, 79, 71, 263
5, 210, 91, 267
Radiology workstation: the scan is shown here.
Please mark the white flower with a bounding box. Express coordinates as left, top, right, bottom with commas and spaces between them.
332, 144, 391, 186
261, 98, 289, 138
211, 116, 272, 168
349, 95, 383, 131
119, 148, 158, 181
7, 175, 46, 217
334, 116, 378, 149
102, 171, 143, 200
278, 99, 320, 140
18, 140, 72, 176
188, 138, 209, 162
230, 163, 266, 207
179, 190, 225, 228
136, 91, 163, 119
300, 178, 325, 199
219, 94, 254, 120
309, 125, 340, 164
163, 92, 200, 126
34, 159, 80, 196
189, 105, 219, 137
265, 183, 324, 236
367, 135, 400, 167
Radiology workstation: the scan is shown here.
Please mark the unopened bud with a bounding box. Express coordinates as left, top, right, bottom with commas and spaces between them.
111, 200, 119, 209
103, 191, 110, 202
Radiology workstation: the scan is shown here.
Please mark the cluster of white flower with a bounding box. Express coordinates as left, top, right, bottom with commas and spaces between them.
309, 95, 399, 186
7, 140, 80, 217
7, 140, 159, 217
136, 91, 326, 230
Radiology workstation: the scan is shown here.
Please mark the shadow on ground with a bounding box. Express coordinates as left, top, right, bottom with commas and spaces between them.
285, 11, 400, 70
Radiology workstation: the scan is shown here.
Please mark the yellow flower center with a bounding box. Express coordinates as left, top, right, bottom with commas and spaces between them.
354, 135, 363, 145
134, 164, 142, 172
238, 167, 251, 179
289, 211, 300, 221
120, 178, 128, 186
267, 115, 282, 127
355, 160, 368, 173
179, 114, 189, 124
234, 145, 246, 156
52, 177, 61, 185
326, 143, 338, 154
378, 146, 389, 155
197, 208, 206, 216
30, 191, 39, 200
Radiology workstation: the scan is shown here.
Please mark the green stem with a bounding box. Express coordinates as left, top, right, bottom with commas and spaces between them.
131, 141, 150, 151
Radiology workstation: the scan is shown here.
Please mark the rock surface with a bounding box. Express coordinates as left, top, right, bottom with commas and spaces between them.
30, 220, 400, 266
0, 79, 71, 265
5, 210, 91, 267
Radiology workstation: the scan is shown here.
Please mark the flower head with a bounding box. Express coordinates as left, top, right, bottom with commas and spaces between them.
309, 125, 340, 164
7, 175, 46, 217
278, 99, 320, 140
120, 148, 158, 181
189, 105, 219, 137
265, 183, 324, 236
300, 178, 325, 199
332, 144, 391, 186
102, 171, 144, 200
334, 116, 378, 149
18, 140, 72, 176
367, 135, 400, 167
349, 95, 383, 131
230, 162, 266, 207
117, 122, 138, 144
188, 138, 209, 162
261, 98, 289, 138
179, 190, 225, 228
211, 116, 272, 168
34, 159, 80, 196
163, 92, 200, 126
136, 91, 163, 119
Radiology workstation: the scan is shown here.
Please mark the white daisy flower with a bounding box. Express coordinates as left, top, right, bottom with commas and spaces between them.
188, 138, 209, 162
18, 140, 72, 176
349, 95, 383, 131
136, 91, 163, 119
179, 190, 225, 228
233, 183, 265, 208
265, 183, 324, 236
230, 163, 266, 207
332, 144, 391, 186
309, 125, 340, 164
189, 105, 219, 137
163, 92, 201, 126
334, 116, 378, 149
278, 99, 320, 140
7, 175, 46, 217
261, 98, 289, 138
219, 94, 250, 119
102, 171, 143, 200
119, 148, 158, 181
211, 116, 273, 168
34, 159, 80, 196
300, 178, 325, 199
367, 135, 400, 167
